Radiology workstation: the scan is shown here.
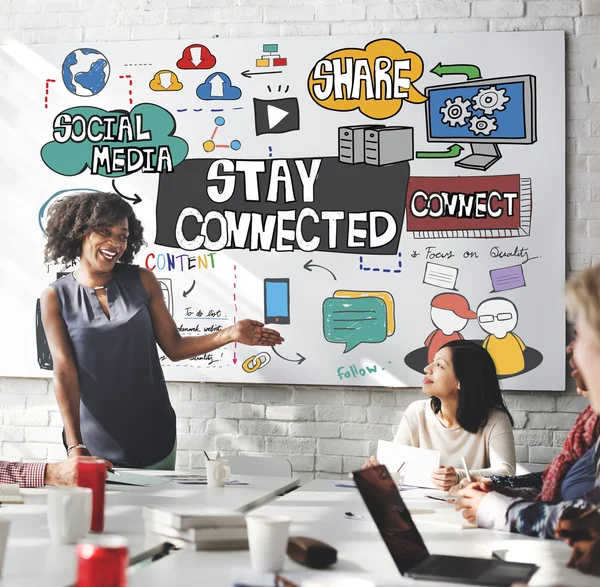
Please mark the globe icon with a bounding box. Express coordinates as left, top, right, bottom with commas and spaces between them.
62, 48, 110, 97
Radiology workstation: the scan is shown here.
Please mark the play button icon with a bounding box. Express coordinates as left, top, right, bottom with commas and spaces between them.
267, 104, 289, 128
254, 97, 300, 135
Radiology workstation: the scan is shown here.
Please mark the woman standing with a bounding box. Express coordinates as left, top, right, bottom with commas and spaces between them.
41, 192, 283, 469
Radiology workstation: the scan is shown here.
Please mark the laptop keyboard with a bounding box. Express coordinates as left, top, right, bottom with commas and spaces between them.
419, 555, 494, 579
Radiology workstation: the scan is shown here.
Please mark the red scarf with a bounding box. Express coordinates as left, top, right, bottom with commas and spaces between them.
536, 404, 600, 502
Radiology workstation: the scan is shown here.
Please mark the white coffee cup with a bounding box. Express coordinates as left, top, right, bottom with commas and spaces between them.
0, 520, 11, 577
245, 514, 291, 572
47, 486, 93, 544
205, 459, 231, 488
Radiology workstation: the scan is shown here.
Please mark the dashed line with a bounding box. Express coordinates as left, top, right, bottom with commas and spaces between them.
359, 252, 402, 273
233, 264, 238, 360
119, 74, 133, 105
268, 146, 273, 158
44, 79, 56, 109
211, 108, 224, 112
124, 63, 152, 67
174, 107, 243, 113
177, 109, 188, 112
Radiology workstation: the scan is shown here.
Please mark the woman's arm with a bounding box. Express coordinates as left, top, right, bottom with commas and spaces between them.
393, 403, 418, 446
460, 413, 516, 481
140, 269, 283, 362
40, 288, 88, 456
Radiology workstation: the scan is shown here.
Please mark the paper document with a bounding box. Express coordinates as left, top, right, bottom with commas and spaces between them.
411, 509, 477, 529
376, 440, 440, 489
107, 471, 170, 487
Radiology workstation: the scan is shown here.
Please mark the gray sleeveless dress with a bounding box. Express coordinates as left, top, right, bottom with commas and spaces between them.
51, 264, 176, 468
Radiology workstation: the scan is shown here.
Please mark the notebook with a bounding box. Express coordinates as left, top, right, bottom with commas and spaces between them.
0, 483, 23, 504
142, 505, 246, 531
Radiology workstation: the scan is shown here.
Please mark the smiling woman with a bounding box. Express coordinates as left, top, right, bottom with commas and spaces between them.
363, 340, 516, 490
40, 192, 283, 469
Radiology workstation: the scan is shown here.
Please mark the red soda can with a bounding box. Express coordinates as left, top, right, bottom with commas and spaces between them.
76, 535, 128, 587
77, 459, 106, 532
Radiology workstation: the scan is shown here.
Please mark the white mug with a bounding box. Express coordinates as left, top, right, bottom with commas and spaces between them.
47, 487, 93, 544
245, 514, 291, 573
205, 459, 231, 488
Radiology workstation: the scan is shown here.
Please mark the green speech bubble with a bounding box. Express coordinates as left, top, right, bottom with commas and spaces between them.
41, 103, 188, 177
323, 296, 388, 353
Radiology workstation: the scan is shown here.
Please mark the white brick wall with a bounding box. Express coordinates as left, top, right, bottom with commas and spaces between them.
1, 0, 599, 481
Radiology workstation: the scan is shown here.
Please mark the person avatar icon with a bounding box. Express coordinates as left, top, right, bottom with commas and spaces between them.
477, 297, 526, 376
425, 293, 476, 364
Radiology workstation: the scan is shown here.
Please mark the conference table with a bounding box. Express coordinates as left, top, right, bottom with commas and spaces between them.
0, 472, 597, 587
0, 471, 300, 587
129, 479, 600, 587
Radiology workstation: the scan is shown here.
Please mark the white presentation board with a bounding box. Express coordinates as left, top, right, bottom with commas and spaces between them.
0, 32, 565, 389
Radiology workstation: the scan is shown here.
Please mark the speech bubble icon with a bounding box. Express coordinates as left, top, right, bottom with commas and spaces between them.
490, 265, 526, 292
423, 261, 458, 290
323, 296, 388, 353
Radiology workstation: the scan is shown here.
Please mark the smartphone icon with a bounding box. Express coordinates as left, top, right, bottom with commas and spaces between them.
264, 278, 290, 325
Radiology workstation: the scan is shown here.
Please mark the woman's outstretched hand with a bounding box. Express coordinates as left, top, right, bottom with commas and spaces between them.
231, 319, 284, 347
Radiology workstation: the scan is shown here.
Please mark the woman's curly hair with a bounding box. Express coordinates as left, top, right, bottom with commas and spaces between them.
44, 192, 145, 265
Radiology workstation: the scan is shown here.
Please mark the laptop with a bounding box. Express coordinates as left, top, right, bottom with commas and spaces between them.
352, 466, 538, 587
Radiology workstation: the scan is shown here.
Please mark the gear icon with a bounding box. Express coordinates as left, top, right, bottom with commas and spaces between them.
440, 97, 471, 127
469, 116, 497, 136
472, 86, 509, 114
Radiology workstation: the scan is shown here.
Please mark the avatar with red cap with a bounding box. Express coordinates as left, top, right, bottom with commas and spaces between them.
425, 293, 476, 364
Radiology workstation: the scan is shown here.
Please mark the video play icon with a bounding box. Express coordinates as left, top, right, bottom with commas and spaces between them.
254, 97, 300, 135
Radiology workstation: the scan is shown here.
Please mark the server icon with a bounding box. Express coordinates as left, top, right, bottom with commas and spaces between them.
364, 126, 414, 166
338, 125, 384, 164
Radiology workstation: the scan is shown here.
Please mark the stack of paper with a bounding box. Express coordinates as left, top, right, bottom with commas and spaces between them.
0, 483, 23, 504
142, 506, 248, 550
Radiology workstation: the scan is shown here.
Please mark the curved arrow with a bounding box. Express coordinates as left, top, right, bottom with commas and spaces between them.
111, 179, 141, 204
430, 62, 481, 80
241, 69, 282, 78
303, 260, 337, 281
416, 144, 464, 159
271, 346, 306, 365
183, 280, 196, 298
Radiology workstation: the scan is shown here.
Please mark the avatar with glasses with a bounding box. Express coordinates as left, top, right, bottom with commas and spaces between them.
477, 298, 526, 376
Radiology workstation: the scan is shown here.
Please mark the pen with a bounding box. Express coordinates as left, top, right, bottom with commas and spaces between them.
203, 451, 211, 461
461, 456, 472, 483
579, 504, 600, 519
107, 468, 119, 476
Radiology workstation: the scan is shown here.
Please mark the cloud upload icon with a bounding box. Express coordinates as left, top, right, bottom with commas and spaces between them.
196, 72, 242, 100
176, 44, 216, 69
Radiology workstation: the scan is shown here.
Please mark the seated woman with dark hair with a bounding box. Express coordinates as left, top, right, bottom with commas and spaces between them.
364, 340, 516, 490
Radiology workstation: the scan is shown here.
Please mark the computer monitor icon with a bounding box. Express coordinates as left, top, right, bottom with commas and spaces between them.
424, 75, 537, 171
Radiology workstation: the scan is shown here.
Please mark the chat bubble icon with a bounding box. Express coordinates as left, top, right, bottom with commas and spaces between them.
490, 265, 526, 292
423, 262, 458, 290
333, 290, 395, 336
323, 296, 388, 353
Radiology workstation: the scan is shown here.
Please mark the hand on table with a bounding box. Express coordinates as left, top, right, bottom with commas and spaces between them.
448, 476, 492, 497
431, 466, 458, 491
566, 537, 600, 576
230, 319, 284, 347
45, 455, 113, 486
361, 456, 380, 470
455, 481, 491, 524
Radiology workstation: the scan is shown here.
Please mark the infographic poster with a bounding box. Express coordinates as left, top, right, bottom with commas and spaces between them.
0, 32, 565, 389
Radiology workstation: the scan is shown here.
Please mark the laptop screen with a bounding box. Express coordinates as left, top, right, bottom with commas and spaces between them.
353, 465, 429, 575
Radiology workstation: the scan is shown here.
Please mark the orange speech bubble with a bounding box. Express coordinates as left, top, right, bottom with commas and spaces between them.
307, 39, 427, 120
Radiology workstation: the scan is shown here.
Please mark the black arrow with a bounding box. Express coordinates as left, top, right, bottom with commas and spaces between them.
183, 280, 196, 298
303, 260, 337, 281
271, 345, 306, 365
111, 179, 141, 204
241, 69, 283, 78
